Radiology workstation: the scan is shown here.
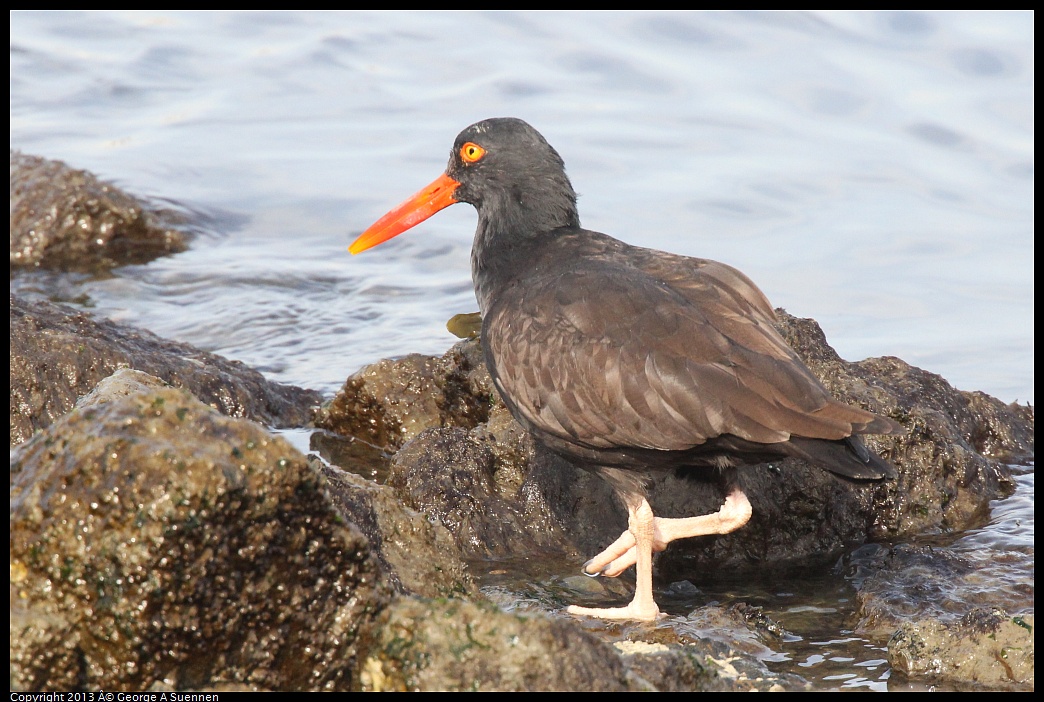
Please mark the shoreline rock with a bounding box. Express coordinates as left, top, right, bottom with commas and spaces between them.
10, 294, 322, 447
11, 371, 388, 691
11, 151, 189, 271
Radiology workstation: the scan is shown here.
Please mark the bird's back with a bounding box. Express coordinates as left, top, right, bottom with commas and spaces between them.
479, 228, 899, 479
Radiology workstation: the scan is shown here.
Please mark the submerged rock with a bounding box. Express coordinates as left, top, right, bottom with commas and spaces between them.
849, 543, 1032, 635
841, 541, 1034, 691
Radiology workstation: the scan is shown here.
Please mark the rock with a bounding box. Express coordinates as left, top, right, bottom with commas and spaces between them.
10, 372, 390, 691
10, 294, 321, 447
315, 340, 495, 452
836, 538, 1034, 691
317, 458, 476, 599
774, 311, 1025, 537
356, 597, 633, 691
10, 151, 188, 270
847, 542, 1034, 637
888, 609, 1033, 690
387, 424, 577, 560
614, 641, 729, 692
611, 604, 811, 692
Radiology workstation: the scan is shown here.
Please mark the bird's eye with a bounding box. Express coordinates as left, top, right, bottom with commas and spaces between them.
460, 142, 486, 163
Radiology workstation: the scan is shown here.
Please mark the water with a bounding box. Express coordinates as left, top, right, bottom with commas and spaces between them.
10, 11, 1033, 690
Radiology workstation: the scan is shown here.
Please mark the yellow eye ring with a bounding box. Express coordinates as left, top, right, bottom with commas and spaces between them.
460, 142, 486, 163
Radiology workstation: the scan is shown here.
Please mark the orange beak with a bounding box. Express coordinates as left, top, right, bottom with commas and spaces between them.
349, 173, 461, 254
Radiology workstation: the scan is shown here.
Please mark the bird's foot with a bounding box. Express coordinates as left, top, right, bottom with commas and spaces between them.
566, 601, 662, 622
580, 489, 753, 578
581, 529, 640, 578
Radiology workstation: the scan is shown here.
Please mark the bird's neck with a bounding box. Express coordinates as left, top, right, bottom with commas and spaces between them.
470, 189, 580, 315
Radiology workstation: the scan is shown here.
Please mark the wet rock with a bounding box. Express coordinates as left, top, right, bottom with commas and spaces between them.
840, 541, 1033, 690
356, 597, 634, 691
848, 540, 1033, 636
10, 294, 321, 447
316, 457, 476, 599
887, 609, 1033, 690
10, 372, 390, 691
774, 310, 1025, 537
315, 340, 495, 452
476, 564, 842, 690
848, 544, 976, 638
361, 585, 789, 689
10, 151, 188, 270
614, 640, 732, 692
586, 604, 809, 691
387, 423, 577, 560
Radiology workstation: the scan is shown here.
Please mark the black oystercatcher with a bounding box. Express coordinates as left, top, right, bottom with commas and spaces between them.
350, 118, 901, 621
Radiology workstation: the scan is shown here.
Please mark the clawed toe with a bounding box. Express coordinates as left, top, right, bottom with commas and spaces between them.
566, 601, 662, 622
581, 559, 605, 577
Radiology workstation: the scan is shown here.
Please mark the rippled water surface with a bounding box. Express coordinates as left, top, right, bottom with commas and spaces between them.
10, 10, 1033, 691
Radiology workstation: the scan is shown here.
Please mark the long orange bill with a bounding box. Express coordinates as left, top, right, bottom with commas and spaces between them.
349, 173, 461, 254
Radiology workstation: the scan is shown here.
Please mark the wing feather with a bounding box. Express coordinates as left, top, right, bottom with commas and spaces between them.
483, 233, 887, 453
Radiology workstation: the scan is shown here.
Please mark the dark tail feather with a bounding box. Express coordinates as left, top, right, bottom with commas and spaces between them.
787, 435, 898, 481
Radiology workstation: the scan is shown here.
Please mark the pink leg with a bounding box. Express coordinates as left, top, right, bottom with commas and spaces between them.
582, 489, 752, 578
567, 496, 661, 621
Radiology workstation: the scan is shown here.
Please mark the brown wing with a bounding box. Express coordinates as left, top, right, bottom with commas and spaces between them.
483, 236, 885, 453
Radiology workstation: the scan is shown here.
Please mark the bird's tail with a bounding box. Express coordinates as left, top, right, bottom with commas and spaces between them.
787, 435, 898, 481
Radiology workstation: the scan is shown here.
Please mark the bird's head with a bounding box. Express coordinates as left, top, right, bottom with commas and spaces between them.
349, 118, 578, 255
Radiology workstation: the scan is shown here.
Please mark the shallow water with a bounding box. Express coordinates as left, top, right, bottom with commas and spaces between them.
10, 10, 1034, 690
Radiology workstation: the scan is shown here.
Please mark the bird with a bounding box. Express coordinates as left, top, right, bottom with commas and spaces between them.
349, 117, 902, 621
